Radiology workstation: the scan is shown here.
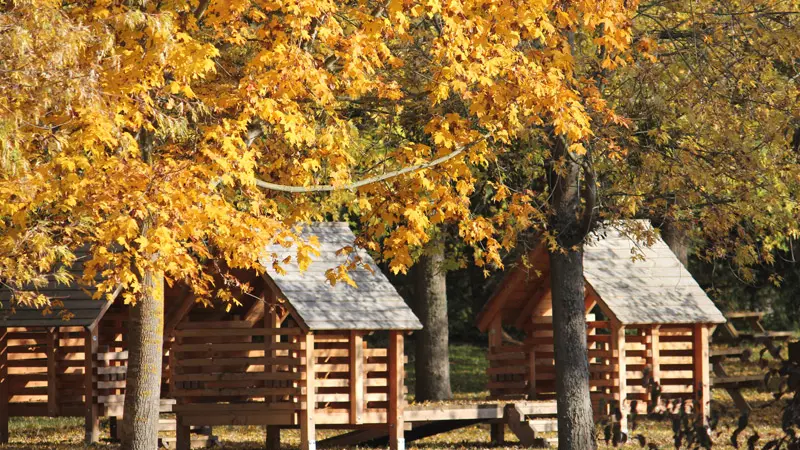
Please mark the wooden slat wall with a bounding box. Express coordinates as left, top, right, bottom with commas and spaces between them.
656, 325, 695, 400
171, 321, 305, 414
587, 320, 615, 416
5, 326, 89, 414
486, 313, 705, 420
312, 331, 403, 424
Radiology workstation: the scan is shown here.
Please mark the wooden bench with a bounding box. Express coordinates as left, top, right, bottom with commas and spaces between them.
710, 348, 751, 362
711, 375, 764, 389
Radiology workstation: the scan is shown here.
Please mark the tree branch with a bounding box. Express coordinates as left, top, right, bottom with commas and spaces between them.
253, 139, 484, 193
194, 0, 212, 20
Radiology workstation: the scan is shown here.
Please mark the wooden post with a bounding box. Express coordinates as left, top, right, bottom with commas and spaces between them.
693, 324, 711, 427
300, 332, 316, 450
489, 316, 502, 348
349, 331, 364, 425
649, 326, 661, 384
1, 328, 9, 444
265, 295, 282, 450
84, 326, 99, 444
266, 425, 281, 450
612, 323, 627, 434
648, 325, 661, 412
388, 331, 405, 450
47, 327, 59, 416
266, 300, 280, 405
527, 348, 537, 399
490, 423, 505, 445
176, 418, 191, 450
488, 316, 502, 397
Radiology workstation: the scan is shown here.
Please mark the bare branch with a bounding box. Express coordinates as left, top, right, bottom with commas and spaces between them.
253, 139, 485, 193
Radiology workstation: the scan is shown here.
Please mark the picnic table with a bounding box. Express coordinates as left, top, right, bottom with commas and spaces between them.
710, 311, 796, 412
714, 311, 793, 358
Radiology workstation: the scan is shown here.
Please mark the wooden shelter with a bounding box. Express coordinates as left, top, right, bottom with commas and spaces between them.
476, 221, 725, 432
1, 223, 421, 449
168, 222, 422, 450
0, 255, 209, 446
0, 254, 127, 445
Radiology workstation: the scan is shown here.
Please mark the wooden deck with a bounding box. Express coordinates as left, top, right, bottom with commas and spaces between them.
317, 400, 558, 448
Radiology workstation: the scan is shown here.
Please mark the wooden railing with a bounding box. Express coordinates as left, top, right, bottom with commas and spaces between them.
169, 320, 306, 424
310, 332, 400, 425
2, 326, 90, 417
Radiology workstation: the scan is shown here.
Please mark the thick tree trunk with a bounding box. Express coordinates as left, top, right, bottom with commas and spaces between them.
412, 240, 452, 401
550, 249, 595, 450
547, 134, 597, 450
121, 268, 165, 450
660, 220, 689, 267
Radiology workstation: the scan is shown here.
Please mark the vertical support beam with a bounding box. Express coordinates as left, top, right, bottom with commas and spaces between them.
489, 316, 502, 348
612, 322, 627, 434
300, 332, 316, 450
266, 296, 280, 405
176, 418, 191, 450
0, 328, 9, 444
174, 333, 191, 450
649, 326, 661, 384
349, 331, 364, 425
266, 425, 281, 450
264, 289, 282, 450
488, 316, 502, 397
648, 325, 661, 412
47, 327, 59, 416
693, 324, 710, 427
388, 331, 405, 450
84, 326, 99, 444
490, 423, 505, 445
527, 349, 537, 400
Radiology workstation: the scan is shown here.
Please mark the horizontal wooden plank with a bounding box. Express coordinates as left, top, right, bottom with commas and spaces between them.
176, 321, 255, 330
173, 371, 302, 383
175, 328, 303, 338
176, 356, 302, 367
178, 412, 297, 426
725, 311, 764, 319
171, 387, 301, 397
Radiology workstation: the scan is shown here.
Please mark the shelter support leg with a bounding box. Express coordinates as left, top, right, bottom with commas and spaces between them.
349, 331, 365, 425
47, 327, 59, 416
612, 323, 628, 435
388, 331, 405, 450
266, 425, 281, 450
84, 327, 99, 444
693, 324, 711, 427
490, 423, 505, 445
646, 326, 661, 413
1, 328, 8, 444
300, 333, 316, 450
109, 416, 119, 441
176, 417, 191, 450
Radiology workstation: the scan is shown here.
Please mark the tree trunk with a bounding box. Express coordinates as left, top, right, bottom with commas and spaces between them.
121, 267, 165, 450
547, 134, 597, 450
412, 240, 452, 401
660, 219, 689, 267
550, 249, 595, 449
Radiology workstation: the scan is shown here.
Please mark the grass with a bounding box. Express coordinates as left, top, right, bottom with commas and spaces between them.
0, 342, 791, 449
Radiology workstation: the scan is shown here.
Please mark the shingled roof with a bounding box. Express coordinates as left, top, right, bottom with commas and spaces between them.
0, 252, 111, 328
477, 220, 725, 330
584, 222, 725, 325
261, 222, 422, 331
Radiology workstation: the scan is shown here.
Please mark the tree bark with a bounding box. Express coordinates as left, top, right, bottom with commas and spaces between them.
121, 267, 165, 450
660, 219, 689, 267
412, 239, 452, 401
547, 134, 597, 450
550, 249, 595, 450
